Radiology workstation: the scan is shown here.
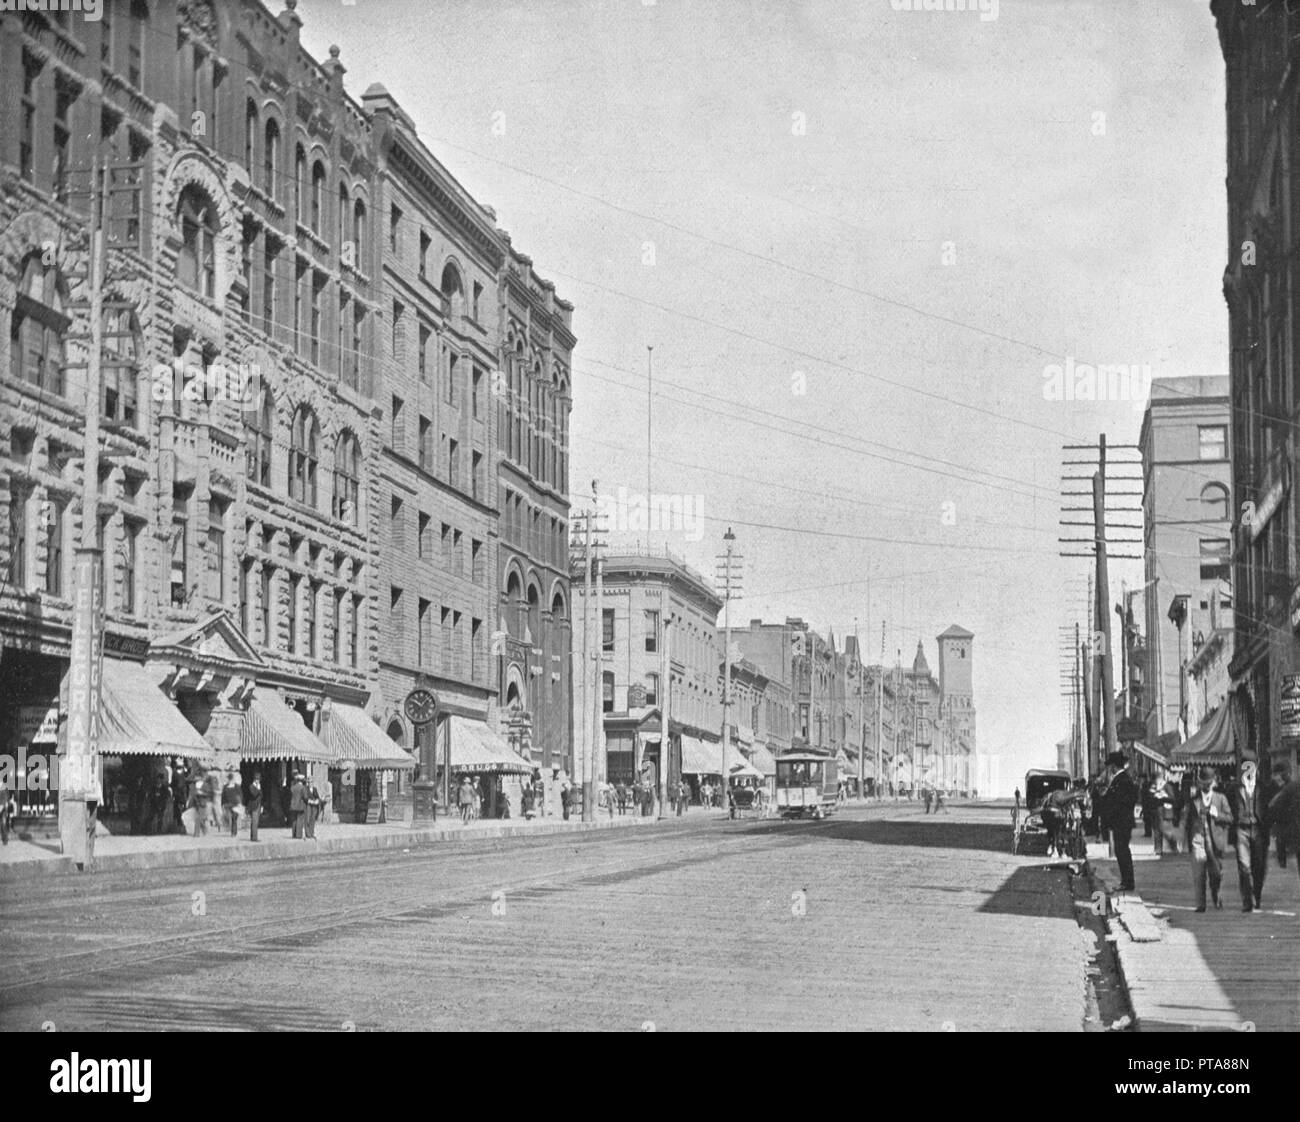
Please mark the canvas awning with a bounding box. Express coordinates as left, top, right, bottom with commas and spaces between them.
324, 703, 416, 770
96, 658, 213, 760
746, 743, 777, 777
241, 691, 336, 763
443, 715, 533, 774
1170, 704, 1238, 765
680, 736, 757, 777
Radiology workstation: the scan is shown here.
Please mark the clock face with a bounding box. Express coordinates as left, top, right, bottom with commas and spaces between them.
405, 689, 438, 725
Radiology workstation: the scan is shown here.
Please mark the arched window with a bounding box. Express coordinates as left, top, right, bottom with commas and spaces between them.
245, 99, 257, 171
338, 182, 349, 253
10, 252, 69, 396
332, 430, 361, 525
244, 383, 273, 487
526, 583, 540, 644
551, 589, 567, 622
289, 405, 319, 507
294, 143, 306, 220
353, 197, 366, 263
505, 570, 523, 637
263, 118, 280, 198
440, 263, 464, 310
311, 161, 326, 235
177, 185, 218, 298
102, 304, 142, 426
1201, 483, 1229, 521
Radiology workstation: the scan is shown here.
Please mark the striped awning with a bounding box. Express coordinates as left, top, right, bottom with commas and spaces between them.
241, 691, 336, 763
680, 737, 755, 777
443, 715, 533, 775
97, 658, 213, 761
746, 743, 778, 777
323, 703, 416, 771
1171, 704, 1238, 766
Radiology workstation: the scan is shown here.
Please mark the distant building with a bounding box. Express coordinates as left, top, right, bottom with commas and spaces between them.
1139, 376, 1233, 748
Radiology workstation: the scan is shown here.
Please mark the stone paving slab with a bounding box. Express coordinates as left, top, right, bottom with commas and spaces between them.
1092, 832, 1300, 1032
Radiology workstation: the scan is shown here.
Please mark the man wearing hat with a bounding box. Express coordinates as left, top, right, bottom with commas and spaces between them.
289, 772, 308, 839
1184, 765, 1233, 911
1100, 750, 1139, 891
1226, 750, 1271, 912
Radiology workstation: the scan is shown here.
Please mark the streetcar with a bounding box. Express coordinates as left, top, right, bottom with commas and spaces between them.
775, 747, 838, 819
1011, 768, 1072, 854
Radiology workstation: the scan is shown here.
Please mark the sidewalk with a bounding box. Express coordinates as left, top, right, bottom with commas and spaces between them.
0, 806, 714, 881
1091, 831, 1300, 1032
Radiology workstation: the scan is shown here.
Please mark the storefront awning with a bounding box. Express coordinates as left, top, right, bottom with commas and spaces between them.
1170, 704, 1238, 765
97, 658, 214, 761
680, 735, 725, 776
444, 715, 533, 775
323, 703, 416, 770
241, 691, 336, 763
746, 743, 777, 777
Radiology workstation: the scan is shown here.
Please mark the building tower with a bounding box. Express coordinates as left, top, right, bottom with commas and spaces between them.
936, 625, 976, 789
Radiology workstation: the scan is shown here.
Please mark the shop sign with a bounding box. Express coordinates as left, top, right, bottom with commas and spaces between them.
1290, 582, 1300, 635
1281, 675, 1300, 740
1247, 464, 1289, 542
19, 705, 61, 744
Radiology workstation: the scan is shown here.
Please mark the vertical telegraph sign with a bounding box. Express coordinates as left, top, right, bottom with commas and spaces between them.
63, 549, 104, 798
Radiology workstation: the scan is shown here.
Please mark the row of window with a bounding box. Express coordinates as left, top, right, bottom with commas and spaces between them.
502, 489, 566, 568
237, 559, 366, 669
389, 589, 486, 681
500, 349, 569, 492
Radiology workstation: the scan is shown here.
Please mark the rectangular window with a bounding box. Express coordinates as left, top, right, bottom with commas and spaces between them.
419, 416, 432, 471
390, 204, 402, 252
293, 261, 306, 354
441, 523, 450, 566
418, 511, 431, 559
1199, 538, 1231, 582
453, 529, 464, 577
471, 539, 483, 584
1199, 425, 1227, 461
472, 367, 483, 419
9, 486, 29, 589
448, 439, 459, 489
447, 353, 457, 405
310, 273, 324, 366
20, 55, 38, 183
392, 300, 404, 359
260, 565, 274, 648
441, 606, 453, 673
306, 580, 319, 659
472, 281, 482, 322
53, 79, 75, 203
419, 230, 430, 279
239, 557, 253, 635
602, 608, 615, 652
287, 573, 300, 653
391, 395, 404, 452
471, 617, 483, 680
169, 494, 187, 606
332, 589, 343, 663
337, 291, 350, 383
262, 238, 279, 339
120, 518, 140, 614
602, 672, 615, 714
351, 305, 364, 390
390, 494, 405, 552
389, 586, 403, 646
418, 597, 432, 666
471, 451, 482, 501
418, 324, 431, 381
206, 502, 226, 602
127, 5, 144, 88
645, 673, 659, 708
645, 610, 659, 653
351, 593, 363, 668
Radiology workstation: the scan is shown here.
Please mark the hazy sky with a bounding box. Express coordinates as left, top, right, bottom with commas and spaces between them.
299, 0, 1227, 792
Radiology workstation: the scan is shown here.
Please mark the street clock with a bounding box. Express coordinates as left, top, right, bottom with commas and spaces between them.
404, 688, 439, 726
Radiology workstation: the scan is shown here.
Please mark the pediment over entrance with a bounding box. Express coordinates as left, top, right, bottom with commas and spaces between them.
151, 610, 265, 672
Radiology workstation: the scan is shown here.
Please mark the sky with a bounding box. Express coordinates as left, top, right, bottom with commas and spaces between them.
298, 0, 1228, 794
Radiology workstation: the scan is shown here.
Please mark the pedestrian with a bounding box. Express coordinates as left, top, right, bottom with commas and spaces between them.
559, 781, 572, 822
602, 780, 615, 820
521, 783, 534, 819
1226, 750, 1270, 912
934, 789, 947, 814
192, 772, 212, 837
0, 788, 16, 844
677, 779, 687, 816
305, 777, 322, 838
1014, 787, 1022, 811
289, 772, 307, 839
923, 789, 933, 814
221, 772, 242, 838
1184, 765, 1232, 912
1155, 773, 1180, 855
459, 776, 477, 824
1266, 763, 1300, 889
247, 771, 263, 842
1100, 751, 1138, 892
1140, 780, 1159, 839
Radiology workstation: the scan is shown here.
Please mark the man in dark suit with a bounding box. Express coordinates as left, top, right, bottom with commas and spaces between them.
1184, 765, 1232, 912
1226, 750, 1270, 912
1100, 751, 1139, 891
246, 772, 263, 842
289, 773, 307, 839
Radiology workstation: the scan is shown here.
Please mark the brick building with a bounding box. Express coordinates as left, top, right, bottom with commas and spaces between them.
0, 1, 573, 833
1212, 0, 1300, 775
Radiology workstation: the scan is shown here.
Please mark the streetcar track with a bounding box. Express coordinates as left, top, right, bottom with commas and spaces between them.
0, 826, 813, 996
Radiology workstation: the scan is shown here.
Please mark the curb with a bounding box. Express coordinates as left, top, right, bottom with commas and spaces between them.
0, 813, 664, 882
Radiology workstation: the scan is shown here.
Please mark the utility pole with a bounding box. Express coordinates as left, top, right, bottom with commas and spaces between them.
60, 161, 109, 868
716, 528, 742, 802
1093, 436, 1120, 766
877, 619, 885, 800
580, 505, 593, 818
646, 345, 653, 511
658, 610, 671, 819
1073, 622, 1084, 778
584, 482, 604, 823
855, 618, 864, 799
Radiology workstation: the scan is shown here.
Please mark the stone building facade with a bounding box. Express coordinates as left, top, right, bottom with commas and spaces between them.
0, 1, 573, 829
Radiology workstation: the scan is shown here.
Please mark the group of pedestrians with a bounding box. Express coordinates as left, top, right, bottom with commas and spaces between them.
921, 789, 948, 814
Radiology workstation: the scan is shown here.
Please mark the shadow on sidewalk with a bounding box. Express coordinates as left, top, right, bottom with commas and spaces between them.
741, 816, 1013, 855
